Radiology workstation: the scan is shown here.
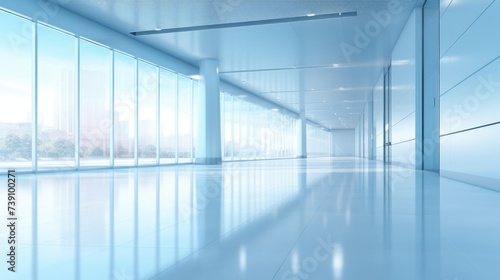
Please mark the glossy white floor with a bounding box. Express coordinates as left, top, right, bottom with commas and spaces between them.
1, 158, 499, 280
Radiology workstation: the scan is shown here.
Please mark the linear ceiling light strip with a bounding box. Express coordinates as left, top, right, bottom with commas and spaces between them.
131, 11, 357, 36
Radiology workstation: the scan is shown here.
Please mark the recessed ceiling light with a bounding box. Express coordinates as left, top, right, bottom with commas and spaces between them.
307, 13, 316, 17
155, 27, 162, 31
271, 108, 279, 112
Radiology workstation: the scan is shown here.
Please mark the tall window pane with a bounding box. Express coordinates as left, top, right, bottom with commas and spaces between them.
220, 92, 225, 159
192, 81, 199, 160
307, 124, 314, 157
260, 109, 269, 159
247, 104, 256, 160
114, 52, 136, 166
292, 118, 298, 157
0, 12, 33, 170
240, 101, 249, 160
257, 106, 264, 159
178, 76, 192, 163
160, 69, 177, 164
38, 25, 76, 170
79, 40, 111, 167
138, 61, 158, 165
223, 93, 233, 160
233, 98, 241, 160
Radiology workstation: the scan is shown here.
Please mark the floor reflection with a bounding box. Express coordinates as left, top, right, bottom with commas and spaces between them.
1, 158, 500, 279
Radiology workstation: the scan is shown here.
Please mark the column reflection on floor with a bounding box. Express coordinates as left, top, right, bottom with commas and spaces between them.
75, 174, 80, 280
31, 176, 37, 280
415, 171, 441, 280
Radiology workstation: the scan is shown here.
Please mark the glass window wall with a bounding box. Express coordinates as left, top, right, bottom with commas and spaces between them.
220, 92, 297, 161
0, 9, 198, 172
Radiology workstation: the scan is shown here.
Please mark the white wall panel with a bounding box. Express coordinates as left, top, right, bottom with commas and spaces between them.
390, 10, 417, 167
332, 129, 355, 157
440, 0, 500, 189
440, 0, 500, 94
441, 124, 500, 181
441, 57, 500, 135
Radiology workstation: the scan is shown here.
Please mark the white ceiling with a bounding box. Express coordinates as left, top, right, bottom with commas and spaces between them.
49, 0, 418, 129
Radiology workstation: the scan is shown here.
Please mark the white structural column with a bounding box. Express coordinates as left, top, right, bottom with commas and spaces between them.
297, 92, 307, 158
422, 1, 440, 172
32, 22, 38, 171
416, 2, 440, 171
196, 59, 222, 164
